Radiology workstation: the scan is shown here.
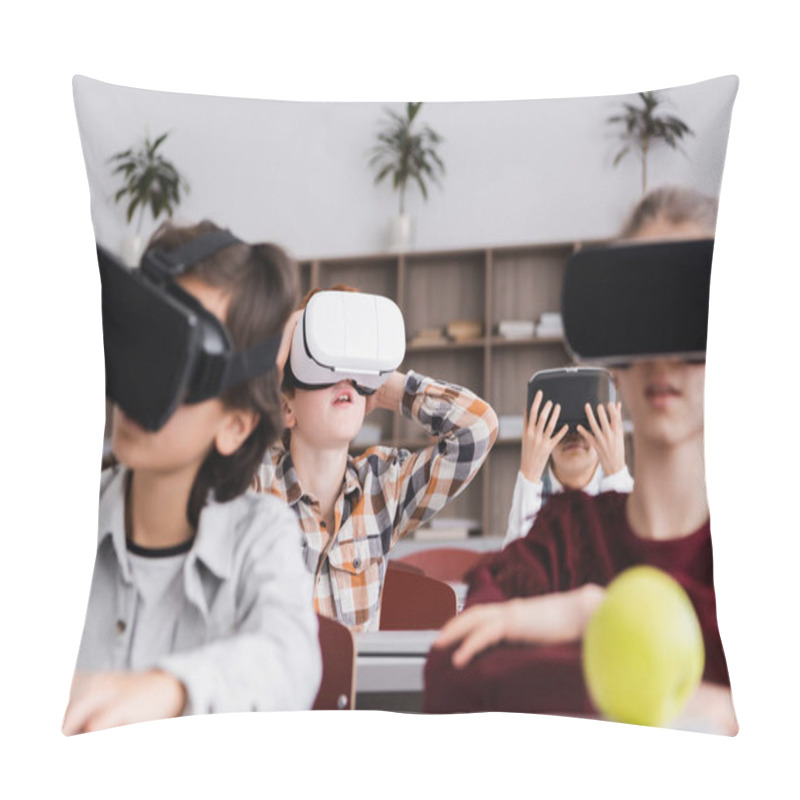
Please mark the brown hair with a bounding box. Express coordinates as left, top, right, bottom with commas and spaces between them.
143, 220, 298, 529
619, 186, 718, 239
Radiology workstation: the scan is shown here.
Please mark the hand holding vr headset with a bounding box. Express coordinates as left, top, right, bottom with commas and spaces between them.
520, 381, 625, 487
506, 367, 634, 546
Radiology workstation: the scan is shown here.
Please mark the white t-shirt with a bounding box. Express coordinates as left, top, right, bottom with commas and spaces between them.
127, 547, 189, 671
504, 464, 634, 547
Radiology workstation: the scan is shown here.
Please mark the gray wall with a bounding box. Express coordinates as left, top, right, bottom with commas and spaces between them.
74, 75, 737, 260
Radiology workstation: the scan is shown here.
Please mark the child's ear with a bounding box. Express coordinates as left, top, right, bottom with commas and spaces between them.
281, 395, 296, 430
215, 408, 260, 457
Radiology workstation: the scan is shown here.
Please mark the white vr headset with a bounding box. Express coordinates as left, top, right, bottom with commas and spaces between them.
287, 291, 406, 394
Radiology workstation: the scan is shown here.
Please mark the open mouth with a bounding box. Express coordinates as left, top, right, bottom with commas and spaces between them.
332, 383, 355, 406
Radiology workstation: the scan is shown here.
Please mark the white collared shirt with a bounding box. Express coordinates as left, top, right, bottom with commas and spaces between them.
75, 466, 322, 714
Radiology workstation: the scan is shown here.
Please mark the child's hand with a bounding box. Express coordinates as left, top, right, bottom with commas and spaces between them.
275, 309, 304, 379
577, 402, 626, 476
62, 670, 186, 735
432, 584, 605, 668
520, 390, 569, 483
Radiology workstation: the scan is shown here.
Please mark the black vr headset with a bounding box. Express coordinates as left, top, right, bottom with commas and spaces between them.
527, 367, 616, 433
562, 238, 713, 365
99, 230, 282, 432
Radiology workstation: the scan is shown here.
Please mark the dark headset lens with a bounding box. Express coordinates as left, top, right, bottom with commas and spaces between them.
100, 248, 198, 431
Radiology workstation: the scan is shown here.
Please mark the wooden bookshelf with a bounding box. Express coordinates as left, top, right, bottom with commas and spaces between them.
303, 238, 628, 538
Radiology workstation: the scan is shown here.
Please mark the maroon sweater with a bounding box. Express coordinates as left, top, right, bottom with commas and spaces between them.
424, 490, 730, 714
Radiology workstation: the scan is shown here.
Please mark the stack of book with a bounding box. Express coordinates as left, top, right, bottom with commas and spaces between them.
446, 319, 484, 342
408, 326, 449, 347
536, 312, 564, 338
497, 319, 536, 340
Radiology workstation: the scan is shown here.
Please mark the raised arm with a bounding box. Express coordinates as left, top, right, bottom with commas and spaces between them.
504, 390, 568, 546
371, 371, 498, 545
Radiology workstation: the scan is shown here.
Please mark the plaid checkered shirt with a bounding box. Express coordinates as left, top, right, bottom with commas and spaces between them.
257, 371, 498, 631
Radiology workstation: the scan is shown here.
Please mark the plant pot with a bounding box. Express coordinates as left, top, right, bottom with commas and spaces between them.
388, 213, 413, 252
120, 233, 143, 267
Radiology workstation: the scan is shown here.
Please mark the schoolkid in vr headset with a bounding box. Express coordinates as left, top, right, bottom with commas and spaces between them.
426, 187, 736, 734
65, 222, 322, 735
258, 285, 499, 632
504, 367, 633, 547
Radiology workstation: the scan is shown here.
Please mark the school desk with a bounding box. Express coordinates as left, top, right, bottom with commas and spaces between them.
354, 629, 437, 712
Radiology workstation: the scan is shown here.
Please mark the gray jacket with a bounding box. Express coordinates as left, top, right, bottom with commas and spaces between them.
76, 466, 322, 714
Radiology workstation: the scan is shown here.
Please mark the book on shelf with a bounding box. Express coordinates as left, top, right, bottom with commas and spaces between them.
408, 326, 449, 347
446, 319, 484, 342
497, 319, 536, 340
536, 311, 563, 337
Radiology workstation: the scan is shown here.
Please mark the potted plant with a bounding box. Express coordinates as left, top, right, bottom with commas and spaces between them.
607, 91, 693, 195
368, 102, 445, 250
109, 132, 189, 264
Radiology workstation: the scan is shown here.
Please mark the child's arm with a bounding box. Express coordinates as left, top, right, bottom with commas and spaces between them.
369, 371, 498, 544
64, 503, 321, 732
504, 472, 545, 546
62, 670, 185, 735
503, 390, 567, 546
598, 465, 634, 493
154, 501, 321, 715
432, 584, 606, 667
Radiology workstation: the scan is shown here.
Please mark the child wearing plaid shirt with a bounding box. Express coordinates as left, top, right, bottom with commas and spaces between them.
259, 323, 498, 631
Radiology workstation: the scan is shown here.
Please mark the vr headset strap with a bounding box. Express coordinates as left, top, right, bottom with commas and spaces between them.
144, 230, 243, 279
221, 335, 283, 391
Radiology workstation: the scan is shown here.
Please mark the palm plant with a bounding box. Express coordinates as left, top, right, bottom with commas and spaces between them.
369, 102, 445, 214
608, 91, 693, 194
109, 132, 189, 233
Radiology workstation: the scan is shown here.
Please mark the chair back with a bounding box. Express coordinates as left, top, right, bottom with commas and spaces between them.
386, 559, 424, 575
380, 565, 457, 630
396, 547, 485, 583
312, 614, 356, 710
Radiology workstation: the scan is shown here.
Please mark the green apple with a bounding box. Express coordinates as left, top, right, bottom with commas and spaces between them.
582, 566, 705, 727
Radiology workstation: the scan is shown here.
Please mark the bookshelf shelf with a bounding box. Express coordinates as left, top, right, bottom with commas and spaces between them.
300, 238, 613, 537
489, 335, 566, 348
406, 339, 486, 353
